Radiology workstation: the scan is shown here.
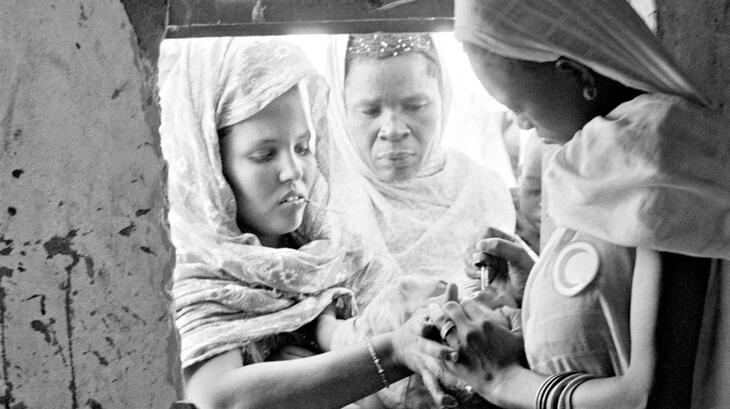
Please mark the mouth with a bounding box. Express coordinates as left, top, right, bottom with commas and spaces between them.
377, 150, 416, 161
279, 191, 307, 205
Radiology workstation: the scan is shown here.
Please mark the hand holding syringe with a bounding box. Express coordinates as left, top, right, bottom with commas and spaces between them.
474, 253, 508, 291
471, 228, 538, 301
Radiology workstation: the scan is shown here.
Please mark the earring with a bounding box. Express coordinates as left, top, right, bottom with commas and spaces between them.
583, 86, 597, 101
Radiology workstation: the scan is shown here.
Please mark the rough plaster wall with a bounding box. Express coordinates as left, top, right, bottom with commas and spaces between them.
656, 2, 730, 408
657, 0, 730, 114
0, 0, 177, 408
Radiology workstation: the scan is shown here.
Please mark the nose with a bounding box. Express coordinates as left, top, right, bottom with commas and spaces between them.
278, 150, 304, 183
378, 111, 409, 141
515, 113, 535, 130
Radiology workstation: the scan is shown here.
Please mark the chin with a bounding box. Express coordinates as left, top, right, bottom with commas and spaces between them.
280, 214, 305, 235
376, 168, 416, 183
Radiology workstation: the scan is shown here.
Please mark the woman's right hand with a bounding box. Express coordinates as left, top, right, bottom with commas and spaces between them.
427, 296, 526, 403
470, 227, 536, 305
389, 300, 462, 407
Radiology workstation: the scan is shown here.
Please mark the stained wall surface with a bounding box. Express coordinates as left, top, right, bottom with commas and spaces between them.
657, 2, 730, 408
0, 0, 178, 408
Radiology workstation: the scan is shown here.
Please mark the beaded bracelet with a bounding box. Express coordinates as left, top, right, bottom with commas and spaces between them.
366, 339, 389, 389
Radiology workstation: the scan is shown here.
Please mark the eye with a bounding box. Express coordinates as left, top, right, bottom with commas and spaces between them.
249, 149, 275, 163
404, 101, 428, 112
294, 141, 311, 156
360, 106, 381, 117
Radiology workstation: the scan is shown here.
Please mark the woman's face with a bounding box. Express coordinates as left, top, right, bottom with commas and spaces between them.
220, 87, 316, 246
344, 54, 442, 182
465, 47, 590, 145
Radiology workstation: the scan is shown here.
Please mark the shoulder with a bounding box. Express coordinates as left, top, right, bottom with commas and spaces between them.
443, 149, 507, 186
601, 93, 715, 141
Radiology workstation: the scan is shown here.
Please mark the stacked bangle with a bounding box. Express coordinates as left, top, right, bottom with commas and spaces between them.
535, 371, 595, 409
366, 339, 389, 389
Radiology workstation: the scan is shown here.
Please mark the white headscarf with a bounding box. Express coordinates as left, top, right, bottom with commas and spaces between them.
454, 0, 707, 105
326, 34, 516, 283
160, 37, 390, 369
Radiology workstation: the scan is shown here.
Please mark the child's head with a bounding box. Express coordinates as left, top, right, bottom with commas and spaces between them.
219, 85, 316, 247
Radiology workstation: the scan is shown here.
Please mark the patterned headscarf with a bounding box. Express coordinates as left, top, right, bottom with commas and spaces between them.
454, 0, 707, 105
325, 33, 515, 284
159, 37, 390, 369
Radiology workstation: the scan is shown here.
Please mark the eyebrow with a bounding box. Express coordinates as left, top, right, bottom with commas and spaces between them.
247, 130, 310, 146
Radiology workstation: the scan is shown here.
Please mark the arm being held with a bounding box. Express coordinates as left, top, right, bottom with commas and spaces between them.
438, 248, 666, 409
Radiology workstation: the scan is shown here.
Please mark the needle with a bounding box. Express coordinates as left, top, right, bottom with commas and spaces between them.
475, 254, 503, 290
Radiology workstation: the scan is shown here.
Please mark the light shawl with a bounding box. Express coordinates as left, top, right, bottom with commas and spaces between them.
159, 37, 390, 369
326, 34, 516, 284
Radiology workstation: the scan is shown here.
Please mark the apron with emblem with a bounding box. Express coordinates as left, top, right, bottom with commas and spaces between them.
522, 227, 635, 377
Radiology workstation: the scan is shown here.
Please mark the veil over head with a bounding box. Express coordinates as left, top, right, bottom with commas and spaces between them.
160, 37, 390, 368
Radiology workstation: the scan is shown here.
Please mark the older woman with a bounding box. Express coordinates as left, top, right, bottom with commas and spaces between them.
159, 37, 460, 409
326, 33, 516, 287
425, 1, 729, 408
317, 32, 517, 408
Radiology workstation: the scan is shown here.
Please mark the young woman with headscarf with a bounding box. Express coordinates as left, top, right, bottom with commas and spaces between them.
159, 37, 463, 409
422, 0, 729, 408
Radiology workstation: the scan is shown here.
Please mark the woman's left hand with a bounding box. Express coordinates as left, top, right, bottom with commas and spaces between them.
427, 292, 525, 400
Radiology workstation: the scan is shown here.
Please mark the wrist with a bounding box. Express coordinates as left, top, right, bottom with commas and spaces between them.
481, 363, 523, 407
372, 334, 411, 383
315, 315, 339, 351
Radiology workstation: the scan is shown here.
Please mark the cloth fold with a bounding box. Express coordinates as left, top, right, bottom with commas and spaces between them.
159, 37, 390, 369
546, 93, 730, 259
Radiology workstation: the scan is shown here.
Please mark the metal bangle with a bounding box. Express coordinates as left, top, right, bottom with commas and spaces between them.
366, 339, 389, 389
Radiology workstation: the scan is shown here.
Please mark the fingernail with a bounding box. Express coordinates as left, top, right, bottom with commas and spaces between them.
448, 351, 459, 362
441, 394, 458, 408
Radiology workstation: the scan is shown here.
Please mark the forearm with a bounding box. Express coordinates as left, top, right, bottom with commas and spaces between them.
193, 334, 410, 409
482, 365, 648, 409
481, 364, 544, 409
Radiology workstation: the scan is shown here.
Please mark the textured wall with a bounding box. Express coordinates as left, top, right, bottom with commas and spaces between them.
0, 0, 177, 408
657, 2, 730, 408
657, 0, 730, 114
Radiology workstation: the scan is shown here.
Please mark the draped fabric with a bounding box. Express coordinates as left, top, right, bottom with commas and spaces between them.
454, 0, 707, 105
326, 34, 516, 287
159, 37, 390, 369
546, 93, 730, 259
